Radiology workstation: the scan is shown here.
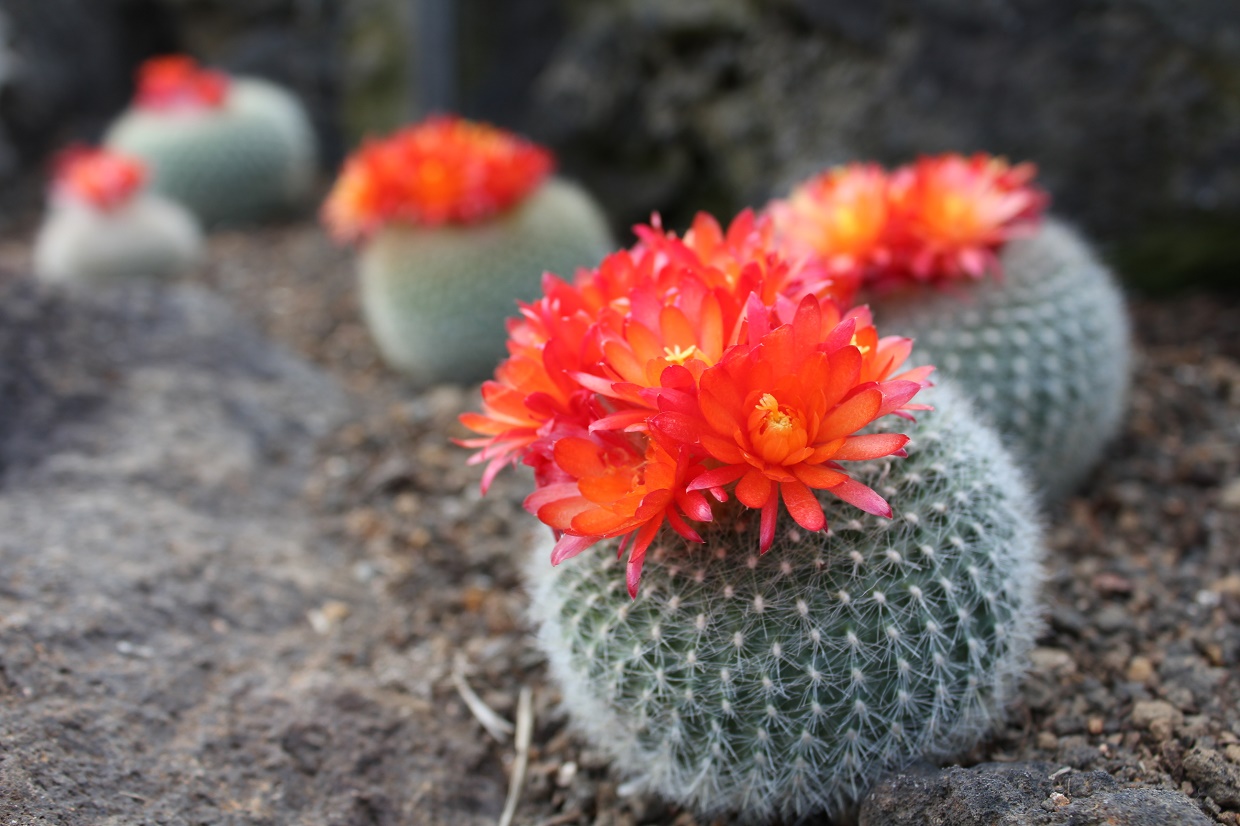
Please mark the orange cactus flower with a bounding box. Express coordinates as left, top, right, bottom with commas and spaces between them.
524, 432, 713, 597
886, 153, 1047, 286
768, 163, 893, 285
134, 55, 230, 112
51, 146, 147, 211
321, 116, 554, 241
652, 295, 931, 552
460, 210, 929, 596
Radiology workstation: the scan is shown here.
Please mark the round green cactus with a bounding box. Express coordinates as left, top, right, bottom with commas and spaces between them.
871, 220, 1131, 498
33, 196, 202, 286
526, 381, 1045, 824
104, 78, 317, 226
358, 177, 614, 385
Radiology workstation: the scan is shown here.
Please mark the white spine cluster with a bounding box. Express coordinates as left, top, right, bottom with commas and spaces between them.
527, 382, 1045, 824
105, 78, 317, 226
874, 219, 1131, 498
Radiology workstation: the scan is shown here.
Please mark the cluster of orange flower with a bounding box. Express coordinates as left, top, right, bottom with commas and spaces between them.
769, 154, 1047, 290
52, 146, 147, 211
321, 117, 554, 241
134, 56, 230, 112
460, 211, 934, 596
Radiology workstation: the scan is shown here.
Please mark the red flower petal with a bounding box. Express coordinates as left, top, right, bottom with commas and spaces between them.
781, 480, 826, 532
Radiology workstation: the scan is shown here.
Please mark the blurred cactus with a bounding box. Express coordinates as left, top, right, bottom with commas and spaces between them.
323, 116, 614, 385
873, 220, 1131, 498
105, 57, 317, 226
527, 381, 1044, 823
358, 178, 612, 384
34, 146, 201, 286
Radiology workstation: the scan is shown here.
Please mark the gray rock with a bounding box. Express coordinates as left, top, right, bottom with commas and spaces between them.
859, 761, 1214, 825
0, 280, 505, 824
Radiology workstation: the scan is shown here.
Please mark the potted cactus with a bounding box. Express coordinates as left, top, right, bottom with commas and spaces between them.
322, 116, 615, 385
769, 155, 1131, 498
460, 211, 1045, 822
104, 55, 317, 226
33, 146, 202, 286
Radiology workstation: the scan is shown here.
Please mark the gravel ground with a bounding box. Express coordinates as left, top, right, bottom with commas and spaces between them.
1, 222, 1237, 825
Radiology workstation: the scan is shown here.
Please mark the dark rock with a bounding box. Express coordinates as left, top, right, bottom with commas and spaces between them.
859, 761, 1214, 825
528, 0, 1240, 284
0, 279, 506, 824
0, 0, 176, 223
1182, 746, 1240, 809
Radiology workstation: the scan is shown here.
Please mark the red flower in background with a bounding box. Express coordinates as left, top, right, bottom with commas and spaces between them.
766, 153, 1048, 292
51, 146, 147, 211
321, 116, 554, 241
768, 163, 893, 285
135, 56, 230, 112
460, 210, 929, 597
886, 153, 1047, 286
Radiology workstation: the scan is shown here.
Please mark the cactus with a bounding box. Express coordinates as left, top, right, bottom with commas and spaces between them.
105, 62, 317, 226
358, 177, 612, 384
769, 155, 1131, 499
526, 381, 1045, 824
871, 219, 1131, 498
33, 146, 202, 286
323, 116, 614, 385
34, 196, 202, 286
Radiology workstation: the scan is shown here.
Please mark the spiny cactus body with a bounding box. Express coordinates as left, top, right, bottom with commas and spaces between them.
872, 219, 1131, 498
527, 382, 1044, 824
34, 196, 202, 286
359, 178, 613, 385
104, 78, 317, 226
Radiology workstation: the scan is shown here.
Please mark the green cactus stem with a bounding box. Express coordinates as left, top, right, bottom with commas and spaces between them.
358, 177, 614, 385
104, 78, 317, 226
872, 219, 1131, 498
526, 381, 1045, 824
33, 196, 202, 286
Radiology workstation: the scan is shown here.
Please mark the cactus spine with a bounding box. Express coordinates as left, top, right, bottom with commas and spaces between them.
527, 381, 1045, 823
105, 78, 317, 226
872, 219, 1131, 498
358, 178, 613, 385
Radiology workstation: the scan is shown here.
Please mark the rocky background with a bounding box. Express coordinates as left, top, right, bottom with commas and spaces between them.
1, 0, 1239, 285
0, 0, 1238, 824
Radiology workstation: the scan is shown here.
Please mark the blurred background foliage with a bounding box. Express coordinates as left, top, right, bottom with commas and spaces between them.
0, 0, 1237, 292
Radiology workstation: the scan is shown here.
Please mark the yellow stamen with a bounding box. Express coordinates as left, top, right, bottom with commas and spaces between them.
663, 344, 700, 365
849, 333, 872, 355
756, 394, 793, 432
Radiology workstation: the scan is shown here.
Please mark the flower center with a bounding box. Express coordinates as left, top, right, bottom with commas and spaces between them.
849, 333, 872, 355
749, 394, 808, 465
663, 344, 701, 365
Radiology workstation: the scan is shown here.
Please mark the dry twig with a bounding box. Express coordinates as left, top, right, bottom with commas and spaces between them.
498, 687, 534, 826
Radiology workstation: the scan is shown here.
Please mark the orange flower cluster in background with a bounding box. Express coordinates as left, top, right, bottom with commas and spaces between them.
135, 56, 230, 112
322, 116, 554, 242
460, 211, 930, 596
769, 153, 1048, 290
51, 146, 147, 211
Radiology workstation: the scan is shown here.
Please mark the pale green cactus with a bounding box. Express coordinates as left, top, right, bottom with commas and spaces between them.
526, 381, 1045, 824
33, 195, 202, 286
104, 78, 317, 226
358, 177, 613, 385
872, 219, 1131, 498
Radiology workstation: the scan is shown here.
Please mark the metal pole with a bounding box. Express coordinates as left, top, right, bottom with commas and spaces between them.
414, 0, 457, 117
